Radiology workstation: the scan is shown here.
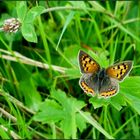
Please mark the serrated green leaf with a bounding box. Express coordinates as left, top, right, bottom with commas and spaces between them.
51, 89, 86, 138
120, 77, 140, 94
110, 93, 126, 111
60, 114, 73, 138
125, 94, 140, 115
21, 23, 37, 43
76, 113, 87, 132
51, 89, 85, 112
51, 89, 69, 109
33, 99, 64, 123
120, 76, 140, 114
89, 96, 109, 109
34, 88, 105, 138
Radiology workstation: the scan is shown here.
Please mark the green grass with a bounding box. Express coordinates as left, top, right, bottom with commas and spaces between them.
0, 1, 140, 139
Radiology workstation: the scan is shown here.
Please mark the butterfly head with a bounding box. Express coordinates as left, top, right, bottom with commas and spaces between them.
98, 68, 106, 78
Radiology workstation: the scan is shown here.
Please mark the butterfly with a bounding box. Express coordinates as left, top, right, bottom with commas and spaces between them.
78, 50, 133, 98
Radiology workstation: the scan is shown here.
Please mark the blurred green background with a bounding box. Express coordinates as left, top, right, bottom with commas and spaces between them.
0, 1, 140, 139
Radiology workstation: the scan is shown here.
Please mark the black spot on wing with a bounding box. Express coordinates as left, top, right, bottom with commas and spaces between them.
118, 65, 120, 69
123, 64, 127, 69
89, 59, 91, 63
82, 55, 87, 61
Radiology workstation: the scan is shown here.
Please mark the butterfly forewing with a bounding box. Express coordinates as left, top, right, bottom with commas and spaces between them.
78, 50, 100, 74
106, 61, 133, 81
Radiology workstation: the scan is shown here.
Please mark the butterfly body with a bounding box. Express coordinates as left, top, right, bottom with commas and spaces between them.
78, 50, 133, 98
95, 68, 110, 91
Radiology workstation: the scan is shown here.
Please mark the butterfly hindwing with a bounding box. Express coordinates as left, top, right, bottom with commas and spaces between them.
99, 78, 119, 98
106, 61, 133, 81
79, 74, 97, 96
78, 50, 100, 74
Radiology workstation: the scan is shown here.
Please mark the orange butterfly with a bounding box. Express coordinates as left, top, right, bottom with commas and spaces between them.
78, 50, 133, 98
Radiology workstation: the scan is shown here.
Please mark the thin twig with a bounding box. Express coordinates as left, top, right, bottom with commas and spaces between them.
42, 6, 117, 22
0, 90, 35, 114
0, 107, 17, 122
0, 125, 21, 139
0, 49, 67, 74
0, 107, 48, 139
